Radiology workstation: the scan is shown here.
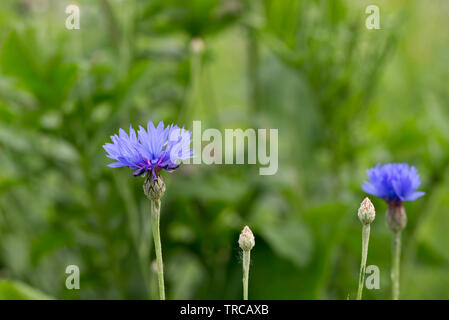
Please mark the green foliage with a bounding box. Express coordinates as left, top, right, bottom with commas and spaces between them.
0, 280, 52, 300
0, 0, 448, 300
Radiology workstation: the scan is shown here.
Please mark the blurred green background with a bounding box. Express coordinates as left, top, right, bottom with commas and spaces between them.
0, 0, 448, 300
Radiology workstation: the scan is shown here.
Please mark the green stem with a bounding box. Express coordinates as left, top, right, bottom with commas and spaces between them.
242, 250, 251, 300
246, 26, 260, 113
392, 230, 401, 300
151, 199, 165, 300
357, 224, 370, 300
179, 41, 202, 123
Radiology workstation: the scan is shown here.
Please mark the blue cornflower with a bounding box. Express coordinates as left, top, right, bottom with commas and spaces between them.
103, 120, 193, 178
362, 164, 425, 299
362, 163, 425, 204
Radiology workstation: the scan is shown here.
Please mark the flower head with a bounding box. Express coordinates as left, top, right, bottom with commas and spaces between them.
362, 163, 425, 203
103, 120, 193, 178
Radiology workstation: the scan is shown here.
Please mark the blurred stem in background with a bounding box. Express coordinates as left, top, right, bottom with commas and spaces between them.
100, 0, 122, 52
179, 37, 204, 124
246, 26, 260, 114
244, 0, 263, 114
114, 173, 153, 298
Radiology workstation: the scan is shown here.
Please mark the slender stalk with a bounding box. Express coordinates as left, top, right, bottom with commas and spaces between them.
99, 0, 122, 51
151, 199, 165, 300
391, 230, 401, 300
242, 250, 251, 300
179, 38, 203, 123
246, 26, 260, 113
357, 224, 370, 300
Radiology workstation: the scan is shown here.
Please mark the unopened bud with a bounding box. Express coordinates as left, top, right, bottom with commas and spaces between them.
151, 260, 158, 274
358, 197, 375, 225
386, 202, 407, 232
239, 226, 255, 251
190, 37, 205, 54
143, 175, 166, 201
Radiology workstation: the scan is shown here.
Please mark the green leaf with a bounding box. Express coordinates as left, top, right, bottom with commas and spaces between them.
0, 31, 46, 98
166, 250, 205, 299
416, 179, 449, 263
0, 31, 77, 106
0, 280, 53, 300
260, 220, 313, 267
30, 231, 74, 266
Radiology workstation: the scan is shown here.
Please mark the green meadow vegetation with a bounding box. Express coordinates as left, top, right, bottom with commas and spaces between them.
0, 0, 448, 299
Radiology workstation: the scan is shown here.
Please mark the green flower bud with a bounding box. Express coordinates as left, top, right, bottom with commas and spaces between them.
143, 175, 166, 201
358, 197, 376, 225
386, 202, 407, 232
239, 226, 255, 251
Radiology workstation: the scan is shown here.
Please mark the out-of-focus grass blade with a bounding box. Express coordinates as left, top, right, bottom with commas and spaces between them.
0, 279, 53, 300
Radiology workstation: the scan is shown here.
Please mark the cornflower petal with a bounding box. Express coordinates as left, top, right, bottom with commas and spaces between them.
104, 120, 194, 177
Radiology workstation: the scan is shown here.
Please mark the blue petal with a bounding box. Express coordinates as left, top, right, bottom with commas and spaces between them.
401, 191, 425, 201
104, 120, 194, 176
362, 163, 425, 202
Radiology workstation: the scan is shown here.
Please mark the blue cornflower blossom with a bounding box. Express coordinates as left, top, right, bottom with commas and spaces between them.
362, 163, 425, 204
103, 120, 193, 178
104, 120, 193, 300
362, 164, 425, 300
